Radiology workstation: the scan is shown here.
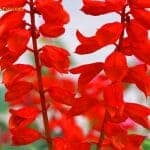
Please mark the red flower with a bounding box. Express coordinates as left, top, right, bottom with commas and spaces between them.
0, 0, 26, 7
3, 64, 35, 87
12, 128, 41, 145
76, 22, 123, 54
125, 103, 150, 129
104, 52, 128, 82
70, 62, 103, 92
124, 64, 150, 96
5, 81, 33, 104
40, 45, 70, 73
81, 0, 126, 16
35, 0, 69, 37
9, 106, 40, 129
75, 30, 100, 54
7, 29, 30, 54
53, 138, 90, 150
0, 11, 25, 36
128, 0, 150, 8
103, 122, 145, 150
39, 24, 65, 37
131, 8, 150, 29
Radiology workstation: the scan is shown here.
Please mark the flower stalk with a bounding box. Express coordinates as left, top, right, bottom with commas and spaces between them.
29, 0, 52, 149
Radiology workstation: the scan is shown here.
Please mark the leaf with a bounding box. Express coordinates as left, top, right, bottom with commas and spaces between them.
142, 139, 150, 150
0, 86, 8, 112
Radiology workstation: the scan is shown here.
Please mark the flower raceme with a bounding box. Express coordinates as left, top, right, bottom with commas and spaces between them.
0, 0, 150, 150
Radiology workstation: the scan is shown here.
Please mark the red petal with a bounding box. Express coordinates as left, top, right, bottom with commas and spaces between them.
81, 0, 125, 16
125, 103, 150, 129
48, 86, 74, 105
127, 20, 148, 42
124, 64, 150, 96
36, 0, 69, 24
70, 62, 103, 92
5, 81, 33, 104
129, 0, 150, 8
75, 31, 100, 54
53, 138, 90, 150
0, 50, 18, 70
104, 52, 128, 82
85, 104, 105, 130
7, 29, 30, 54
40, 24, 65, 37
0, 11, 25, 32
69, 97, 98, 116
104, 83, 124, 108
96, 22, 123, 48
9, 106, 39, 129
81, 0, 107, 16
3, 64, 35, 87
0, 0, 26, 7
126, 134, 145, 148
104, 122, 127, 137
12, 128, 41, 145
40, 45, 70, 73
131, 8, 150, 29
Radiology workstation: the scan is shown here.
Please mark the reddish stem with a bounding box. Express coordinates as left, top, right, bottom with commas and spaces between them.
29, 0, 52, 149
116, 5, 127, 51
97, 6, 127, 150
96, 111, 107, 150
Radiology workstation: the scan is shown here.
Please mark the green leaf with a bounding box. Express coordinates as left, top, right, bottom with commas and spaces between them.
0, 86, 8, 113
2, 140, 47, 150
90, 144, 97, 150
142, 139, 150, 150
0, 120, 7, 131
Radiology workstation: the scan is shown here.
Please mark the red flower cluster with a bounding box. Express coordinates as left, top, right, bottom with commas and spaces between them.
0, 0, 150, 150
69, 0, 150, 149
